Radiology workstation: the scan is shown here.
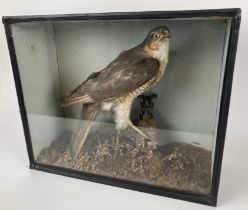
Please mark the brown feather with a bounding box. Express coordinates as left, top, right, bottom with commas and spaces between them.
62, 93, 93, 107
61, 46, 160, 107
69, 103, 99, 159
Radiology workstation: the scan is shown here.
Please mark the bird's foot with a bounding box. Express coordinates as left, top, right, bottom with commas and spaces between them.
146, 143, 154, 158
113, 131, 121, 149
145, 140, 157, 158
135, 137, 145, 149
143, 138, 151, 147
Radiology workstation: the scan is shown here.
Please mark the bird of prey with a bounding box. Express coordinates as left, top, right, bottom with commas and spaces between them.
62, 25, 171, 159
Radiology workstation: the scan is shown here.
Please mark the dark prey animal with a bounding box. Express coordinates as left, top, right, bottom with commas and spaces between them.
137, 93, 158, 157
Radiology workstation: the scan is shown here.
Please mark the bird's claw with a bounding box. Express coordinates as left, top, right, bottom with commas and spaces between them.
144, 138, 151, 147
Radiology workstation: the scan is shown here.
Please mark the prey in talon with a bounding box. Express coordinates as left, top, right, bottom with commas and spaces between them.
137, 94, 158, 157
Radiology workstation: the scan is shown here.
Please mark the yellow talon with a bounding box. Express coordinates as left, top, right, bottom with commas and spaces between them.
129, 123, 150, 139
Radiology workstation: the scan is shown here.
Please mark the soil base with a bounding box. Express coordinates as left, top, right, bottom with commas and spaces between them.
37, 130, 211, 194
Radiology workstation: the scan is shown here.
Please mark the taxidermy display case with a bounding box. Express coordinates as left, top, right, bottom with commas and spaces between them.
3, 8, 241, 206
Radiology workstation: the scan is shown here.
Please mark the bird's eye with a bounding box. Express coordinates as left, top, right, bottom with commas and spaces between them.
153, 33, 160, 39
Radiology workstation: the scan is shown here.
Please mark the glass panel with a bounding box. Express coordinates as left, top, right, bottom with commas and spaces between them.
12, 17, 231, 194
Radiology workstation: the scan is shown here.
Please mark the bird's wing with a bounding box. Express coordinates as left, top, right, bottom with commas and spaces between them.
62, 53, 160, 106
62, 71, 101, 107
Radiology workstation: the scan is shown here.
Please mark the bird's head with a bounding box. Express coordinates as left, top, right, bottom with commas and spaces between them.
143, 26, 171, 57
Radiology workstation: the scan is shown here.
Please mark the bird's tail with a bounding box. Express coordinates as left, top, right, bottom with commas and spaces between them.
69, 103, 99, 160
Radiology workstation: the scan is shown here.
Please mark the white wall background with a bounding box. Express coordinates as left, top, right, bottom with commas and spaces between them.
0, 1, 247, 210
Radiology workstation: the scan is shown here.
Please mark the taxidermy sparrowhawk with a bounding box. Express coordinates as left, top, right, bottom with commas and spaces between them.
62, 25, 171, 159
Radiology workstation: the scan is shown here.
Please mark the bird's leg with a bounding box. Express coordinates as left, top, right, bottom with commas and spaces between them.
115, 130, 120, 147
129, 123, 150, 140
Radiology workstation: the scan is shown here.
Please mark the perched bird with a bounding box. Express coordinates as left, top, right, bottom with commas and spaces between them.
62, 25, 171, 159
137, 93, 158, 157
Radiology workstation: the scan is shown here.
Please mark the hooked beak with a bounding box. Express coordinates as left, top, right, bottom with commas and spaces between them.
161, 32, 171, 40
165, 32, 171, 39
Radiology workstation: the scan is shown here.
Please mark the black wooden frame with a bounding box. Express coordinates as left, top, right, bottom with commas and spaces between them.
2, 8, 241, 206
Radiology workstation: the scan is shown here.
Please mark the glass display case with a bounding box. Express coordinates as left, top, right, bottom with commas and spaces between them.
3, 8, 241, 206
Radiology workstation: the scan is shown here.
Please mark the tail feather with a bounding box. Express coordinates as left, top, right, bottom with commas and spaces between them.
69, 104, 98, 159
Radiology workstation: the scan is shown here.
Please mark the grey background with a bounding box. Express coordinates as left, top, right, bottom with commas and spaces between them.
12, 22, 62, 116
